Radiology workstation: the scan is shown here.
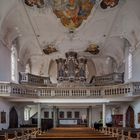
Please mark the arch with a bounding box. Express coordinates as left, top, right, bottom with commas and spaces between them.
86, 58, 96, 83
9, 107, 18, 128
19, 41, 34, 65
48, 59, 57, 83
25, 59, 31, 73
0, 4, 20, 49
103, 36, 125, 66
126, 106, 135, 128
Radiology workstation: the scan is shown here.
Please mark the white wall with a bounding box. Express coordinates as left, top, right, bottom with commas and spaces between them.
91, 108, 101, 124
15, 104, 37, 125
0, 99, 13, 130
131, 47, 140, 82
40, 108, 88, 119
106, 107, 112, 123
32, 107, 102, 125
0, 42, 11, 81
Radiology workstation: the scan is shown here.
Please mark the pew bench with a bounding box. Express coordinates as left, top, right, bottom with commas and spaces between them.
31, 136, 117, 140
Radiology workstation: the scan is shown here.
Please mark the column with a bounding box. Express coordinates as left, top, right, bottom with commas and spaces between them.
53, 106, 57, 128
56, 108, 59, 126
88, 106, 92, 127
87, 106, 92, 127
87, 107, 89, 127
123, 107, 126, 127
102, 104, 106, 127
37, 103, 41, 129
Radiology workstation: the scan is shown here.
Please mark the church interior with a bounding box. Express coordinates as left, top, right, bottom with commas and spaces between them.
0, 0, 140, 139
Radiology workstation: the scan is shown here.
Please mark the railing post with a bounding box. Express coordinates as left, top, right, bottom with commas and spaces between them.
128, 83, 134, 96
121, 130, 124, 140
14, 131, 17, 139
51, 89, 55, 97
5, 132, 8, 140
101, 88, 105, 98
137, 132, 140, 139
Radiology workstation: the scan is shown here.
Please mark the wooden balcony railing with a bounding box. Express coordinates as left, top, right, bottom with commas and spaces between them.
91, 72, 124, 86
0, 81, 139, 99
19, 72, 51, 86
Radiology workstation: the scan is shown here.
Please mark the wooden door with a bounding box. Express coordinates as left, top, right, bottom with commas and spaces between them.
9, 107, 18, 128
126, 106, 134, 128
112, 114, 123, 127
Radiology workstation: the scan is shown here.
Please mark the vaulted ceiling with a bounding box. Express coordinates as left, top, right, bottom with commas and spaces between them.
0, 0, 140, 82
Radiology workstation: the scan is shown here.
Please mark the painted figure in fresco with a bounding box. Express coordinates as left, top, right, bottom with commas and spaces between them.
100, 0, 119, 9
53, 0, 96, 30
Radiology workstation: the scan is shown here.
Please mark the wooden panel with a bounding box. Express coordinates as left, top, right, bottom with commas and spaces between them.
112, 114, 123, 127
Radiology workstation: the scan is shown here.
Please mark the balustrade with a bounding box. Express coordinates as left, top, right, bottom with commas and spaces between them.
0, 82, 11, 95
0, 81, 140, 99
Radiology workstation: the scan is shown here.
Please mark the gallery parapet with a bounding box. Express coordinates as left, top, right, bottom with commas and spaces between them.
19, 72, 52, 86
0, 81, 140, 99
90, 72, 124, 86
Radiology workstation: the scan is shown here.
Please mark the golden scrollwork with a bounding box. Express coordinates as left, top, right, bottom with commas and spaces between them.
100, 0, 119, 9
43, 44, 57, 55
85, 44, 99, 55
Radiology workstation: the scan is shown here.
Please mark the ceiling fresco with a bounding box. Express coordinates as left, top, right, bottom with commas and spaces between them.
53, 0, 96, 31
24, 0, 120, 31
24, 0, 96, 30
2, 0, 139, 78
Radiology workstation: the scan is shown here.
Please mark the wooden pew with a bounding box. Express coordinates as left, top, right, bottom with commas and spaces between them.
31, 136, 117, 140
30, 127, 118, 140
0, 135, 5, 140
101, 127, 140, 140
0, 127, 38, 140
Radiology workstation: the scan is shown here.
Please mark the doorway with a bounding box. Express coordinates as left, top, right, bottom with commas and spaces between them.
9, 107, 18, 128
126, 106, 134, 128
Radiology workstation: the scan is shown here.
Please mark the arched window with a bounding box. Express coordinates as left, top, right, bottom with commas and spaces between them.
25, 63, 31, 73
11, 42, 18, 82
128, 49, 132, 79
24, 107, 30, 121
